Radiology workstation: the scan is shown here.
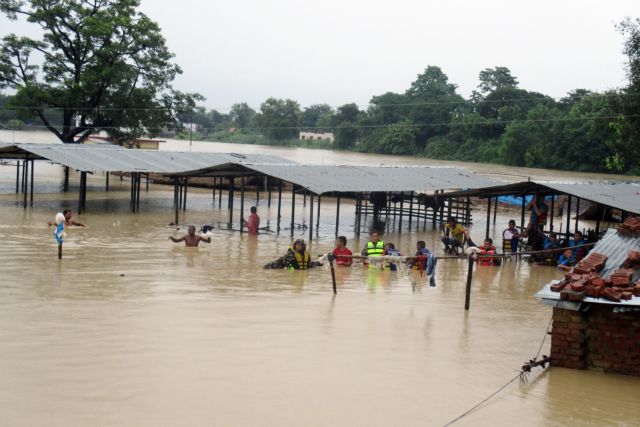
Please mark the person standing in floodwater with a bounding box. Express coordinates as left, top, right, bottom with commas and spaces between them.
48, 209, 85, 227
169, 225, 211, 247
243, 206, 260, 235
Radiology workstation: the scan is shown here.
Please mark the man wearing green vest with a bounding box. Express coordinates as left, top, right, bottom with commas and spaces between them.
362, 230, 385, 265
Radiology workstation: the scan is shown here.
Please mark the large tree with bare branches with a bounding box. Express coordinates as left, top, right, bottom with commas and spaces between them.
0, 0, 201, 143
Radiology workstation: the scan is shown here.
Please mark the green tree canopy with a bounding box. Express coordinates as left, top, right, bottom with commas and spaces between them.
229, 102, 256, 129
0, 0, 202, 143
301, 104, 333, 129
477, 66, 519, 95
256, 97, 300, 140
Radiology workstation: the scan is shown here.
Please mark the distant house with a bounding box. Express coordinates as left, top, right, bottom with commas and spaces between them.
182, 122, 200, 132
299, 131, 335, 143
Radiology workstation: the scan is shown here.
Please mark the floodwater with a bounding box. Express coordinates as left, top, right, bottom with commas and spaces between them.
0, 131, 639, 426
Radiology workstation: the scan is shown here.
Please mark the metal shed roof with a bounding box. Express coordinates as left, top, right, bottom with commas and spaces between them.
175, 163, 502, 195
0, 143, 292, 173
441, 180, 640, 215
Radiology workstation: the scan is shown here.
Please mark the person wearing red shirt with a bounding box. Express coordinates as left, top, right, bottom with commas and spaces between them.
332, 235, 353, 266
243, 206, 260, 235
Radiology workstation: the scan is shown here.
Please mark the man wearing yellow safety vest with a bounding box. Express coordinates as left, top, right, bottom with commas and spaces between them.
361, 230, 385, 265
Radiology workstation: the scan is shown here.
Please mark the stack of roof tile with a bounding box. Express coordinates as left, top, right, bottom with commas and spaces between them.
618, 217, 640, 237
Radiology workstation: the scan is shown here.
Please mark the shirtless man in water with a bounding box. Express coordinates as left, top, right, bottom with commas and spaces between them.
169, 225, 211, 247
48, 209, 85, 227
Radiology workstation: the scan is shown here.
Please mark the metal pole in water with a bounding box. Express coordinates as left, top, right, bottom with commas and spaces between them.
290, 185, 296, 236
277, 181, 282, 233
485, 197, 491, 239
240, 173, 245, 234
464, 255, 474, 310
329, 255, 337, 294
335, 195, 341, 237
308, 193, 314, 242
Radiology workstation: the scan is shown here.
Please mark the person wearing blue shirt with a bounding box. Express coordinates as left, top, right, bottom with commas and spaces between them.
569, 231, 587, 261
558, 248, 577, 271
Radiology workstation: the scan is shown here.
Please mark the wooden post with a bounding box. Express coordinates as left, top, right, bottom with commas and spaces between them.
228, 177, 235, 229
595, 205, 603, 238
408, 191, 414, 230
105, 172, 110, 192
316, 195, 321, 231
218, 177, 223, 209
335, 195, 341, 237
15, 161, 20, 193
309, 194, 314, 242
146, 173, 149, 191
277, 181, 282, 233
267, 177, 272, 208
493, 196, 498, 224
466, 196, 471, 225
63, 166, 69, 192
399, 192, 404, 232
550, 195, 555, 231
182, 178, 188, 211
565, 195, 572, 240
485, 197, 491, 239
520, 196, 526, 231
58, 242, 62, 260
212, 177, 216, 205
464, 255, 474, 311
240, 173, 245, 234
575, 198, 580, 232
174, 178, 179, 225
29, 159, 34, 206
23, 156, 29, 209
136, 173, 141, 211
290, 185, 296, 236
329, 255, 337, 294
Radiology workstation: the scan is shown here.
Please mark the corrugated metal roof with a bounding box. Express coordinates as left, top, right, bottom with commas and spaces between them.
589, 228, 640, 279
176, 163, 501, 195
545, 182, 640, 216
441, 180, 640, 215
0, 143, 292, 173
535, 228, 640, 306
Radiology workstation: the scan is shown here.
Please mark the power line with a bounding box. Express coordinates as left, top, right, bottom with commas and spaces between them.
1, 91, 639, 113
3, 113, 639, 133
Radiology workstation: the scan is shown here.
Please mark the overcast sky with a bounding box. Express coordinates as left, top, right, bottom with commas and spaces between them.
2, 0, 639, 111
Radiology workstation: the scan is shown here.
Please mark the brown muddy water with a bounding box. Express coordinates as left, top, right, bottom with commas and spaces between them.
0, 131, 639, 426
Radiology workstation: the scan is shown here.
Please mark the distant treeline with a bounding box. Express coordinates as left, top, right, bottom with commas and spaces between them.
176, 62, 639, 175
3, 19, 639, 175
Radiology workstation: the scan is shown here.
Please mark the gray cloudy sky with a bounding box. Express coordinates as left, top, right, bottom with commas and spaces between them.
2, 0, 640, 111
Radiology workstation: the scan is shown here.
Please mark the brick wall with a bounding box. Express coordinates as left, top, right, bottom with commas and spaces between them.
550, 306, 640, 376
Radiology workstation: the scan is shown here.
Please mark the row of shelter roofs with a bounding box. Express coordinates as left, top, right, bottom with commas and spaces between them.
1, 143, 639, 241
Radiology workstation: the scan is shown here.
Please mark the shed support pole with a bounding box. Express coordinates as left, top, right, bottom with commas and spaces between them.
30, 159, 34, 206
240, 173, 245, 234
267, 178, 272, 208
136, 173, 141, 211
63, 166, 69, 192
78, 171, 86, 214
595, 205, 602, 238
309, 194, 314, 242
550, 195, 555, 231
316, 195, 321, 231
146, 173, 149, 191
464, 256, 474, 311
466, 196, 471, 225
408, 191, 414, 230
228, 178, 235, 229
277, 181, 282, 233
565, 196, 572, 239
182, 178, 188, 211
212, 177, 216, 205
575, 198, 580, 232
23, 157, 29, 209
485, 197, 492, 239
399, 192, 404, 232
256, 184, 259, 206
174, 178, 179, 225
290, 185, 296, 237
15, 162, 20, 193
335, 196, 341, 237
493, 197, 498, 224
520, 196, 526, 231
105, 172, 110, 192
218, 178, 223, 209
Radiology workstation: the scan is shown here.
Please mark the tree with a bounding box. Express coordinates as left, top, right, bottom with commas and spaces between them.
257, 97, 300, 140
333, 103, 361, 149
477, 66, 519, 95
301, 104, 333, 129
0, 0, 202, 143
229, 102, 256, 129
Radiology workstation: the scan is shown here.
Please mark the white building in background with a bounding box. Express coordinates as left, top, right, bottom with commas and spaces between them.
299, 131, 335, 143
182, 122, 200, 132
